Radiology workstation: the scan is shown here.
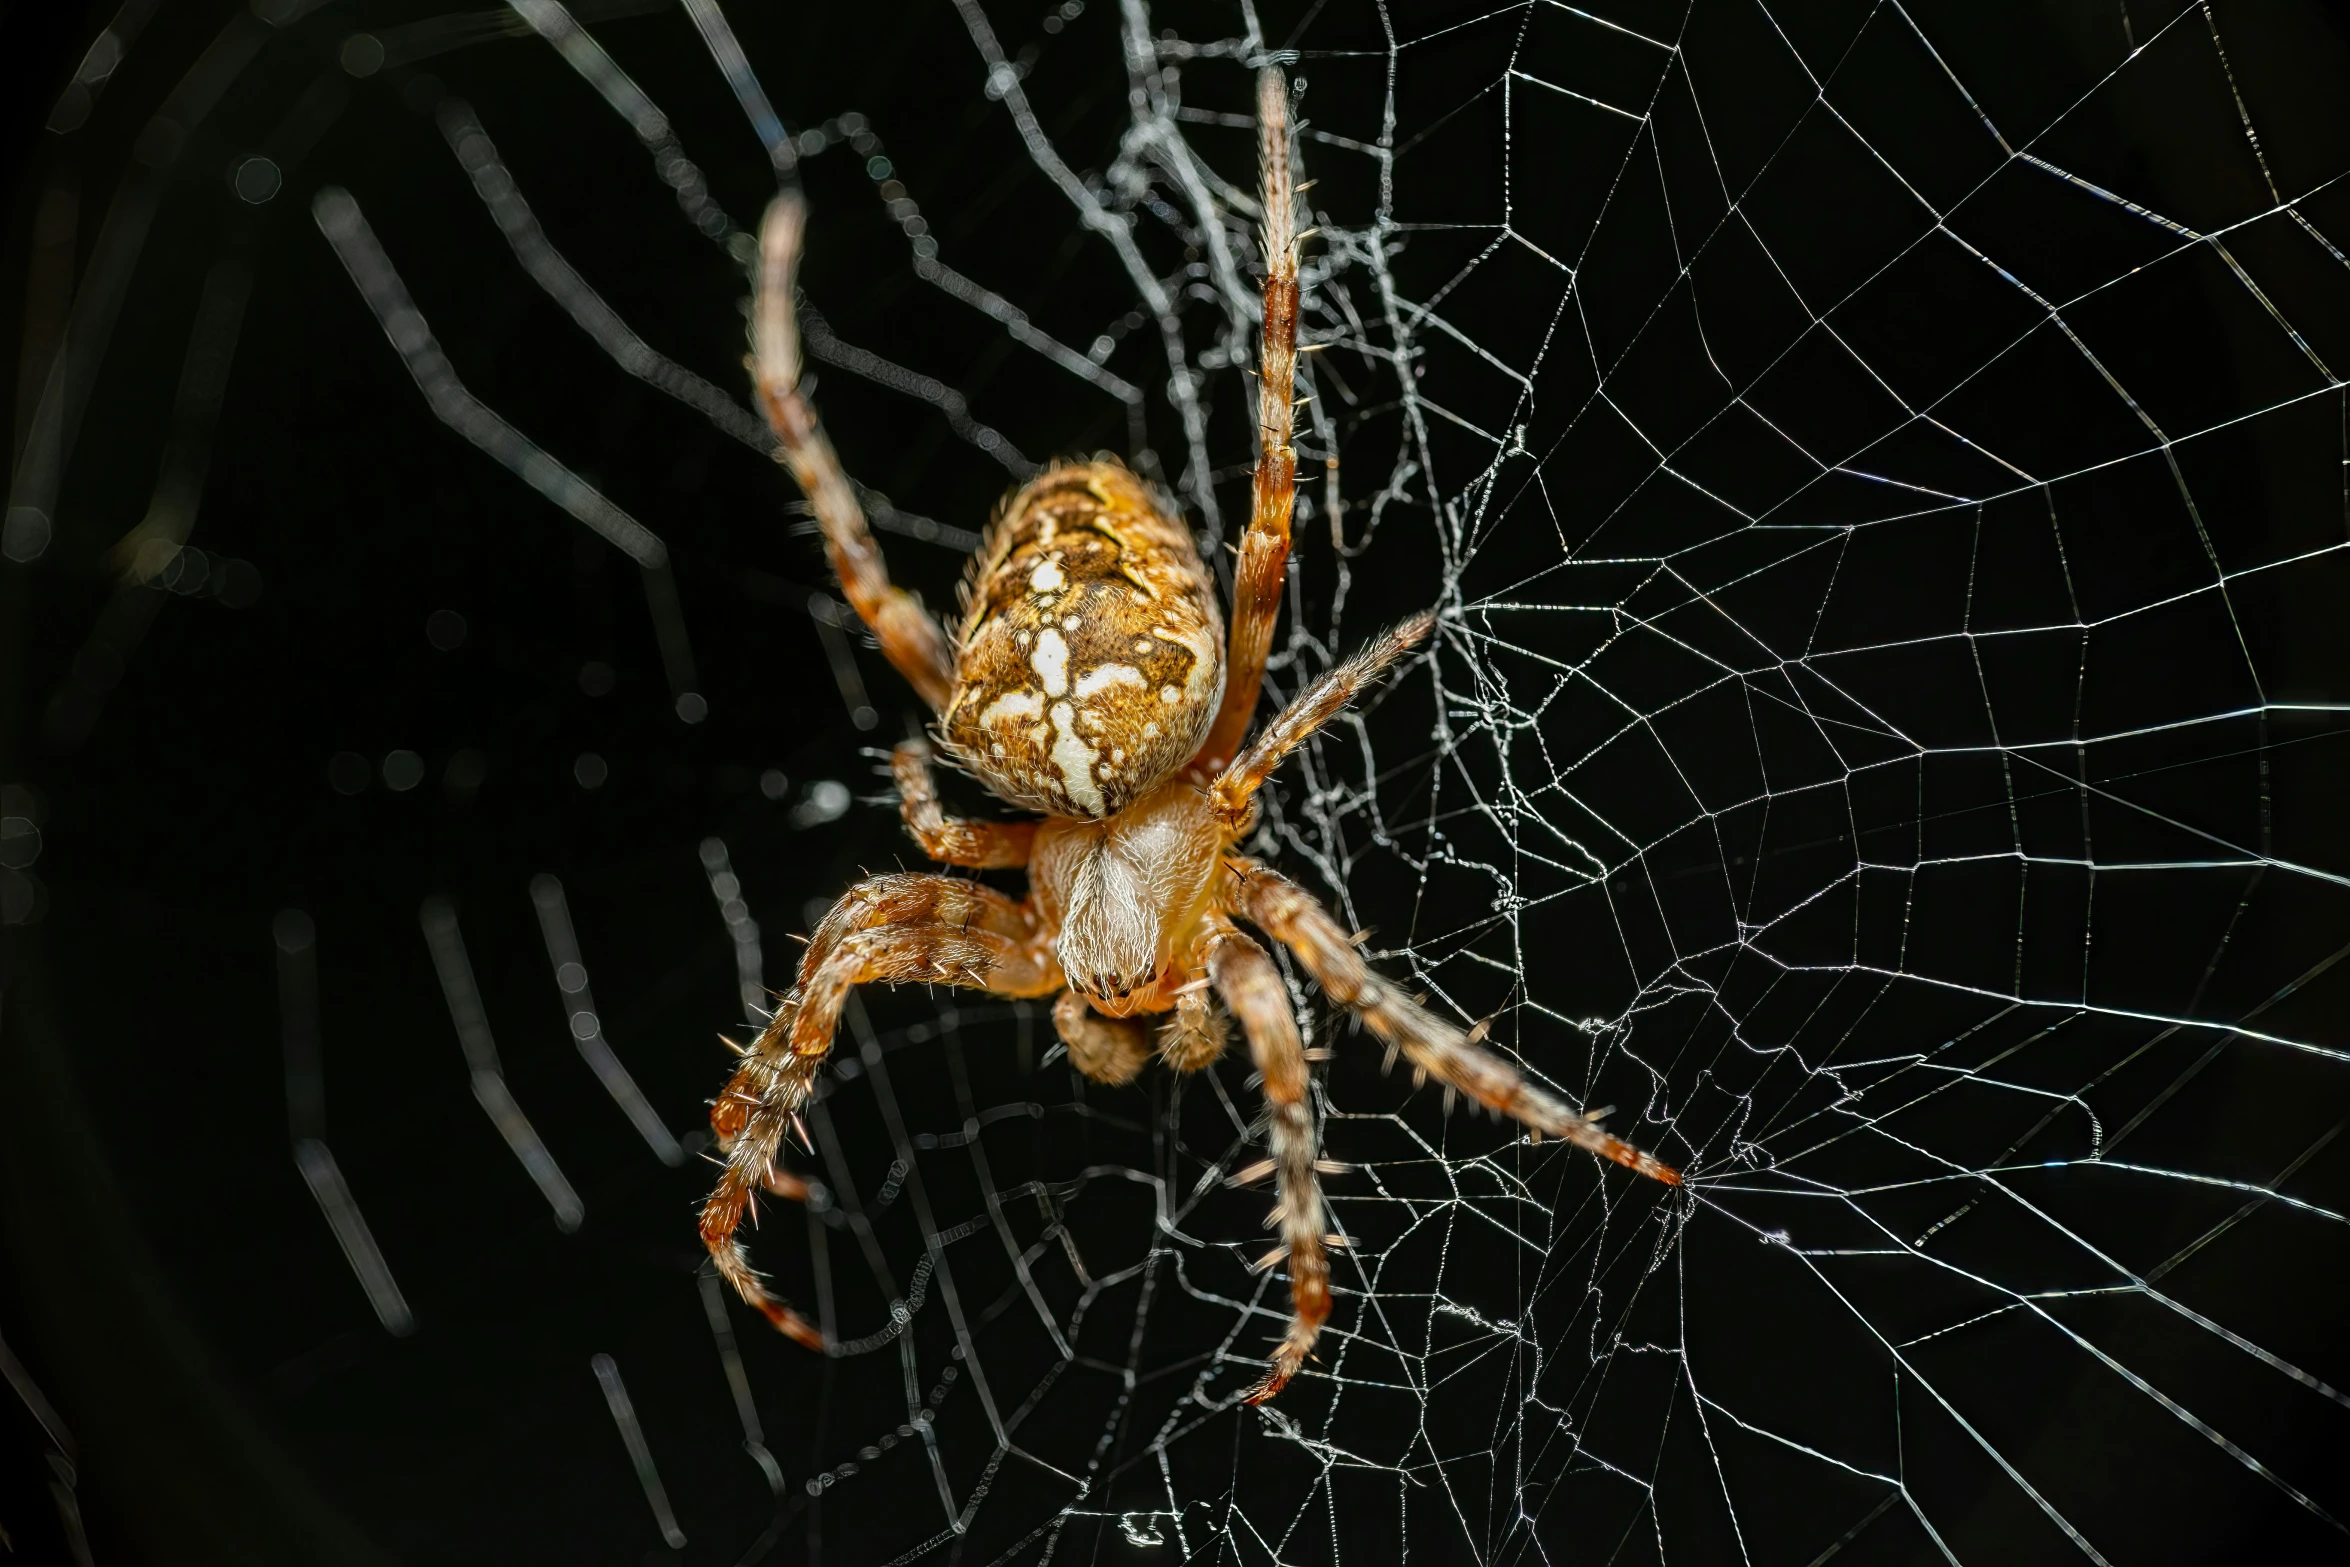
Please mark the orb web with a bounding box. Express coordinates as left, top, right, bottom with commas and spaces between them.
10, 0, 2350, 1563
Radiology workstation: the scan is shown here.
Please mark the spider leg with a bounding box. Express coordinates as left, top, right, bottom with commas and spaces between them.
754, 194, 957, 711
1052, 990, 1153, 1085
703, 874, 1060, 1344
1204, 920, 1330, 1403
1211, 611, 1436, 826
893, 738, 1035, 868
1194, 66, 1303, 775
1230, 859, 1682, 1186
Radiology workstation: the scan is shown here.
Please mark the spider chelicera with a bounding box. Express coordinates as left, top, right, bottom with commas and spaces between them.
702, 66, 1680, 1403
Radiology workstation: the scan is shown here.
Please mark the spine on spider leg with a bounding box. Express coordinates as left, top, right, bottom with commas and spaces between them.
1253, 65, 1302, 458
1233, 862, 1683, 1186
701, 996, 828, 1351
1249, 64, 1301, 568
701, 902, 868, 1353
1229, 249, 1296, 680
703, 875, 1042, 1349
1207, 928, 1332, 1403
1249, 1075, 1329, 1402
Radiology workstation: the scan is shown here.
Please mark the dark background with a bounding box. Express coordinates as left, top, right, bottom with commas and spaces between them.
5, 2, 2350, 1564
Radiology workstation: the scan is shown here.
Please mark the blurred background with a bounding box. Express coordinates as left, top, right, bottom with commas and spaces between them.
5, 2, 2350, 1564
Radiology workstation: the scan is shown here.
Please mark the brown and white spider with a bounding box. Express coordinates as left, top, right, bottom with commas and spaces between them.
701, 66, 1680, 1403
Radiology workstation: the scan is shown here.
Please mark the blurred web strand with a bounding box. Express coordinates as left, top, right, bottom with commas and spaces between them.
45, 0, 165, 135
311, 186, 672, 567
434, 95, 775, 453
696, 837, 770, 1025
38, 248, 258, 750
676, 0, 796, 180
504, 0, 737, 239
11, 0, 359, 567
0, 1321, 93, 1566
805, 590, 879, 730
109, 248, 254, 579
528, 874, 686, 1166
590, 1353, 689, 1549
309, 186, 704, 717
696, 1268, 787, 1493
419, 896, 587, 1231
273, 909, 414, 1337
6, 1, 279, 564
670, 0, 1145, 423
428, 91, 1030, 494
512, 0, 1143, 464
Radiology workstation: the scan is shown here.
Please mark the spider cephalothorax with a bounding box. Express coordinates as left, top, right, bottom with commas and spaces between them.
703, 66, 1679, 1404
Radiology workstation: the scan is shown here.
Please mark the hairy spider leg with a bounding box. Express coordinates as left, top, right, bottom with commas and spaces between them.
1195, 65, 1304, 775
893, 738, 1036, 868
1211, 610, 1436, 826
1232, 860, 1684, 1187
702, 874, 1061, 1344
754, 193, 957, 712
1206, 920, 1334, 1403
748, 733, 1027, 1213
1192, 609, 1674, 1395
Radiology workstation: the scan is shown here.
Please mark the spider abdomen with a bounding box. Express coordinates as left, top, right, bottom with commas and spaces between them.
941, 461, 1225, 819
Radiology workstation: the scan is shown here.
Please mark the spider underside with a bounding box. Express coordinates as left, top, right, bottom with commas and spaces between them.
703, 66, 1680, 1405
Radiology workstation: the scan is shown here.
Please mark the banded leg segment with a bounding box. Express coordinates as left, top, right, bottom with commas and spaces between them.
755, 195, 956, 711
1206, 921, 1330, 1402
1232, 861, 1682, 1186
1210, 611, 1436, 826
1195, 67, 1303, 775
894, 738, 1035, 868
702, 874, 1061, 1344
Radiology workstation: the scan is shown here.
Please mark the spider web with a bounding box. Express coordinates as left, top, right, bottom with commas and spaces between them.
10, 0, 2350, 1563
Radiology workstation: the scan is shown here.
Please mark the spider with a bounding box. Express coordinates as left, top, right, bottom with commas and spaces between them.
701, 66, 1680, 1404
